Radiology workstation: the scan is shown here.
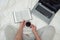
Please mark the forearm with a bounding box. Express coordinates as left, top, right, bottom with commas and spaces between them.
15, 27, 23, 40
33, 31, 41, 40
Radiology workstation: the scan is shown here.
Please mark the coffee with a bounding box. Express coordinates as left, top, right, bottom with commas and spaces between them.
26, 22, 31, 27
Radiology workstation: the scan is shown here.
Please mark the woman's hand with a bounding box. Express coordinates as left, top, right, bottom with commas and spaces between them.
20, 20, 26, 29
15, 20, 26, 40
30, 24, 41, 40
30, 24, 37, 32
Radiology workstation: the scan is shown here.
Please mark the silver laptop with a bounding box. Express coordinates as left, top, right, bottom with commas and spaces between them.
32, 3, 56, 24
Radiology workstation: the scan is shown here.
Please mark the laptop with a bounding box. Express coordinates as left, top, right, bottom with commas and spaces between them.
32, 3, 55, 24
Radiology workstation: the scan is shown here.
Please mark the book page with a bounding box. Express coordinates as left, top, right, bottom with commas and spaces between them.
13, 12, 22, 22
13, 9, 32, 23
21, 9, 32, 20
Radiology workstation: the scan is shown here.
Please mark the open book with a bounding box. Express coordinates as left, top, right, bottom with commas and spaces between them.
13, 9, 32, 23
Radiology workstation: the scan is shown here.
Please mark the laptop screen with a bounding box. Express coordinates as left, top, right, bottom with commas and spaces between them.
39, 0, 60, 13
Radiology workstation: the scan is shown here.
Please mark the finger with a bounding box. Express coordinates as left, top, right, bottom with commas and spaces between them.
30, 24, 34, 28
20, 20, 25, 23
31, 24, 34, 27
22, 20, 25, 22
22, 20, 26, 25
30, 24, 32, 27
23, 20, 25, 23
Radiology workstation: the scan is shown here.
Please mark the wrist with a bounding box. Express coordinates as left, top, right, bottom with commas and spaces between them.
20, 26, 24, 29
32, 30, 37, 33
20, 24, 24, 28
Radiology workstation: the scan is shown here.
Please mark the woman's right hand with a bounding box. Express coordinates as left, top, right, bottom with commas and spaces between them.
30, 24, 37, 32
